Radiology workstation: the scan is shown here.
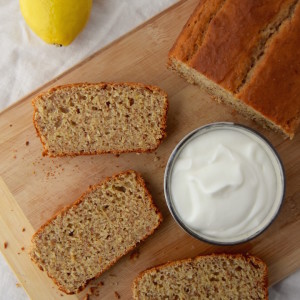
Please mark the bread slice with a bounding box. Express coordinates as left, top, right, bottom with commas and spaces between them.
30, 170, 162, 294
132, 254, 268, 299
168, 0, 300, 138
32, 82, 168, 156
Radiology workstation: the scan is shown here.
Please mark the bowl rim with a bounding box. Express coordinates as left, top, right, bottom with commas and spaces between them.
164, 122, 286, 246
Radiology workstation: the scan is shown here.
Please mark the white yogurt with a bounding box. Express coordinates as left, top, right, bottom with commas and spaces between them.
167, 124, 284, 244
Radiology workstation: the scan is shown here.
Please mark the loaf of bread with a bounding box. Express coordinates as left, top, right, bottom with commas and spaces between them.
32, 82, 168, 156
30, 170, 162, 294
132, 254, 268, 299
168, 0, 300, 139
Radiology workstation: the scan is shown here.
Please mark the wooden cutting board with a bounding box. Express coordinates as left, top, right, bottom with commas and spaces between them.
0, 0, 299, 299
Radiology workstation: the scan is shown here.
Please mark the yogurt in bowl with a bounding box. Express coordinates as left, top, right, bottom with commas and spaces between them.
164, 122, 285, 245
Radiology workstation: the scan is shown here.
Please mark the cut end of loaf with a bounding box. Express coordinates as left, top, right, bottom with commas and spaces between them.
30, 170, 162, 294
32, 82, 168, 157
168, 57, 292, 139
132, 253, 268, 300
167, 0, 300, 139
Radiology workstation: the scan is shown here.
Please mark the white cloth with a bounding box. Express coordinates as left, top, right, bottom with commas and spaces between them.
0, 1, 299, 299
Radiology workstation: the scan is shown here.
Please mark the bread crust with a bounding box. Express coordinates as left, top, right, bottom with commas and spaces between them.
30, 170, 163, 294
132, 253, 268, 300
237, 1, 300, 137
32, 82, 169, 157
168, 0, 300, 138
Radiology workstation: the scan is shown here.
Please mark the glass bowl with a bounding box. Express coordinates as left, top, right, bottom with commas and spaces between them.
164, 122, 285, 245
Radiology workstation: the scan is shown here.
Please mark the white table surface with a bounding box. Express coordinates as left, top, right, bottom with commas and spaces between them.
0, 1, 299, 299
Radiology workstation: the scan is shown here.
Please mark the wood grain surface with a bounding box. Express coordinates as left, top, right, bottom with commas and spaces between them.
0, 0, 299, 299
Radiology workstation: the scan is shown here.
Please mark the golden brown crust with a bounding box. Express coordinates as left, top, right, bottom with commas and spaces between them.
32, 82, 168, 157
168, 0, 225, 64
30, 170, 163, 294
169, 0, 296, 91
168, 0, 225, 63
132, 253, 268, 300
168, 0, 300, 138
237, 1, 300, 137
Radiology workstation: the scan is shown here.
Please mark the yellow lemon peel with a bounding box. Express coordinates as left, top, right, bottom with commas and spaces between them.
20, 0, 92, 46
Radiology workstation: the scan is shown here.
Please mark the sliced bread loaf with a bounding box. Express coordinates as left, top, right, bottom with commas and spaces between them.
132, 254, 268, 299
32, 82, 168, 156
168, 0, 300, 138
30, 170, 162, 294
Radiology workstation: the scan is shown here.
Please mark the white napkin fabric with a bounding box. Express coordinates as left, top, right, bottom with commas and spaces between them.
0, 0, 299, 299
0, 0, 176, 110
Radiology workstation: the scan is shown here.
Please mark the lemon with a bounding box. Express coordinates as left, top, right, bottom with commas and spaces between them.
20, 0, 92, 46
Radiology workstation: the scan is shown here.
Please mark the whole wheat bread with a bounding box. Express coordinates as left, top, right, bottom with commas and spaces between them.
30, 170, 162, 294
32, 82, 168, 156
168, 0, 300, 138
132, 254, 268, 299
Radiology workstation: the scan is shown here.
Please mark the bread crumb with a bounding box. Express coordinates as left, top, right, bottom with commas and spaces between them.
17, 252, 21, 255
21, 247, 25, 251
13, 155, 17, 159
9, 124, 12, 127
89, 286, 100, 296
130, 249, 140, 261
16, 283, 21, 287
4, 242, 8, 249
22, 228, 26, 232
26, 141, 30, 146
114, 291, 121, 299
154, 155, 160, 162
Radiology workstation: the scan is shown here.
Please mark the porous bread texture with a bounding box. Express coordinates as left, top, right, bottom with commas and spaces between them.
32, 82, 168, 157
168, 0, 300, 139
30, 170, 162, 294
169, 58, 286, 135
132, 254, 268, 300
